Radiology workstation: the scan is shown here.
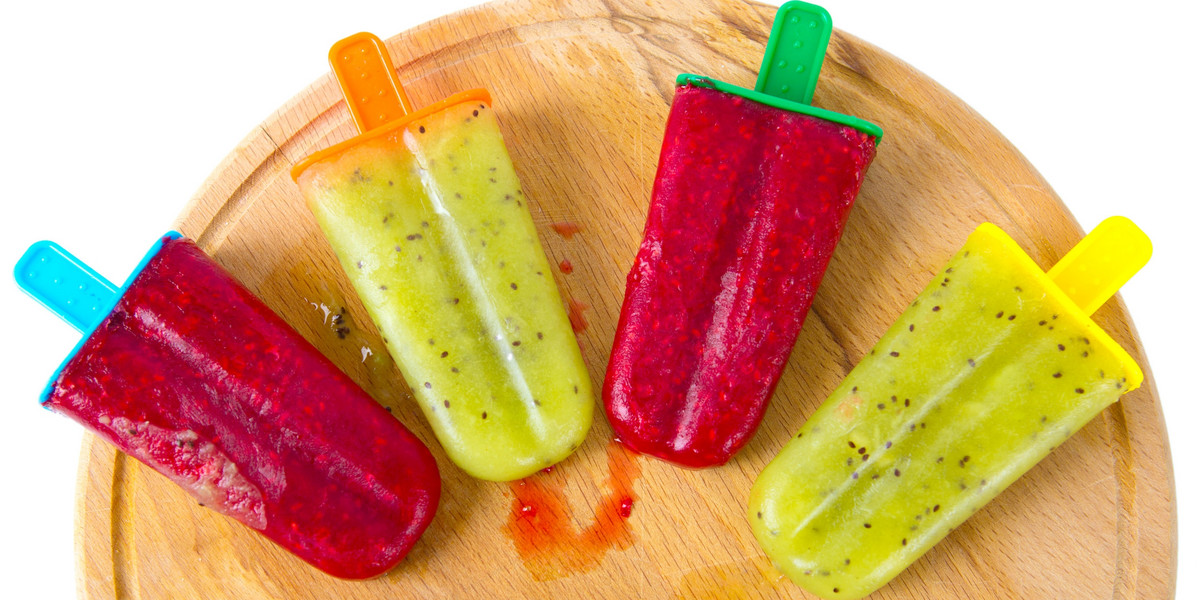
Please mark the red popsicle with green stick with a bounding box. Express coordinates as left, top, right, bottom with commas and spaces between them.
604, 1, 882, 467
15, 233, 440, 579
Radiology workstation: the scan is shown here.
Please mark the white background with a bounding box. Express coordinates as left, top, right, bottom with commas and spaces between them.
1, 1, 1194, 598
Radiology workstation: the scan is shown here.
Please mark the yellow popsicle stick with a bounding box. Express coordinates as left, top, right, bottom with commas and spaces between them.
1048, 216, 1152, 316
329, 32, 413, 134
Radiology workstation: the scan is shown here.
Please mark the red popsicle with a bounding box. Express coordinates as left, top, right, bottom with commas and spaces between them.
16, 234, 440, 579
604, 1, 882, 467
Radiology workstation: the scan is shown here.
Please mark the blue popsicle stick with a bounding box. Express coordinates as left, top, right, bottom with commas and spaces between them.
14, 241, 119, 333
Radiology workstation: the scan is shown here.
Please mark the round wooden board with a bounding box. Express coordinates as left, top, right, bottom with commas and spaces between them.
74, 0, 1176, 598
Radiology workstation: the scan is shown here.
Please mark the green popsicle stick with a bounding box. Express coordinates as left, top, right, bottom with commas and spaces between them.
755, 1, 833, 106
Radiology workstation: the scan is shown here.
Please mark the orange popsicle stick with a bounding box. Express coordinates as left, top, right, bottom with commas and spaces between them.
329, 32, 413, 134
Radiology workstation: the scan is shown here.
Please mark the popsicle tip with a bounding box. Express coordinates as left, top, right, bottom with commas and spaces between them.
328, 32, 413, 134
14, 240, 118, 333
1048, 216, 1151, 316
755, 0, 833, 105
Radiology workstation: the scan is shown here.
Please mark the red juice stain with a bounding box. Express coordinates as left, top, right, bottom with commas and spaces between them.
504, 440, 642, 581
550, 221, 583, 240
558, 258, 574, 274
568, 298, 589, 333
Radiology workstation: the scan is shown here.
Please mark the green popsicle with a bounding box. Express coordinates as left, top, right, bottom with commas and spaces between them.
294, 33, 592, 481
749, 219, 1150, 598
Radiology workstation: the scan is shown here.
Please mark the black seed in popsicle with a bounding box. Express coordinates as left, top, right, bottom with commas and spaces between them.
844, 559, 850, 565
863, 523, 872, 528
1076, 388, 1085, 394
852, 386, 858, 393
933, 504, 940, 512
379, 285, 387, 290
885, 441, 893, 449
757, 512, 763, 519
356, 261, 363, 269
512, 341, 521, 347
891, 395, 898, 403
440, 351, 448, 358
510, 282, 518, 290
1053, 372, 1062, 378
968, 358, 976, 367
894, 469, 901, 477
1058, 344, 1066, 351
1052, 314, 1058, 319
909, 324, 915, 332
428, 338, 435, 345
932, 306, 941, 312
937, 457, 944, 463
424, 382, 432, 389
451, 367, 459, 373
858, 448, 866, 455
862, 454, 870, 461
996, 311, 1004, 318
946, 267, 954, 273
473, 109, 479, 117
852, 472, 859, 479
419, 125, 426, 133
385, 406, 393, 413
902, 538, 907, 546
1039, 320, 1047, 326
872, 474, 880, 479
1008, 315, 1016, 321
848, 441, 856, 448
833, 588, 840, 594
877, 403, 885, 410
482, 412, 488, 419
1082, 351, 1089, 358
960, 455, 970, 466
394, 245, 402, 252
846, 457, 854, 466
1015, 286, 1023, 292
904, 399, 910, 407
1041, 415, 1048, 423
573, 385, 579, 394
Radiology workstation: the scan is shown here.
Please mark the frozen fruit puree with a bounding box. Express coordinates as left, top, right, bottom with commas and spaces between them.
604, 1, 881, 467
748, 218, 1151, 599
18, 234, 440, 580
294, 33, 592, 481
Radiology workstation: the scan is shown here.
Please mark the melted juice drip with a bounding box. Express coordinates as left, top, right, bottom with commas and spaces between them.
505, 439, 641, 580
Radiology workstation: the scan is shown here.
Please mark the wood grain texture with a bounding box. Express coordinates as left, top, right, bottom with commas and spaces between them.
75, 0, 1176, 598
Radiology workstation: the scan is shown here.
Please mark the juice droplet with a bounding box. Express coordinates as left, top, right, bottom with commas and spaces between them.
558, 258, 574, 274
550, 221, 583, 240
568, 298, 589, 333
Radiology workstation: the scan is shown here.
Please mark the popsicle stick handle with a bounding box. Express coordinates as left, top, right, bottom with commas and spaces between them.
329, 32, 413, 134
14, 241, 118, 333
1048, 216, 1152, 316
754, 1, 833, 105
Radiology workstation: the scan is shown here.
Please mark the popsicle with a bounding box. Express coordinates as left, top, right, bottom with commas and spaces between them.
748, 218, 1152, 598
15, 233, 441, 579
603, 1, 882, 468
292, 33, 592, 482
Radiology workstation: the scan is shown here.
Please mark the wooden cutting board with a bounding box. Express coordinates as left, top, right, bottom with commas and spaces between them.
73, 0, 1176, 597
